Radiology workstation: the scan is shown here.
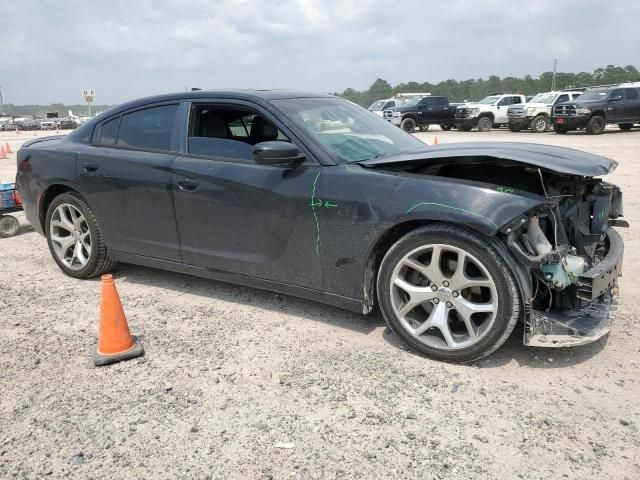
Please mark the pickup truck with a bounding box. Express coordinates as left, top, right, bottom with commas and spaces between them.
454, 94, 526, 132
388, 96, 455, 132
368, 98, 397, 117
552, 85, 640, 134
508, 91, 583, 133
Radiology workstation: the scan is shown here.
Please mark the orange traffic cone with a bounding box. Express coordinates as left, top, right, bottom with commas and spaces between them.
0, 146, 6, 160
92, 274, 144, 366
5, 143, 12, 154
433, 136, 439, 145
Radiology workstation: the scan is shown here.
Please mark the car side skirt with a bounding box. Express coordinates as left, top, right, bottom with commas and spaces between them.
110, 251, 364, 314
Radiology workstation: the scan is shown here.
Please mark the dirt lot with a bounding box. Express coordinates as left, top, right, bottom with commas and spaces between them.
0, 127, 638, 480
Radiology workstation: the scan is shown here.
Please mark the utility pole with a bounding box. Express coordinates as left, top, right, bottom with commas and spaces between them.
552, 59, 558, 90
0, 86, 3, 110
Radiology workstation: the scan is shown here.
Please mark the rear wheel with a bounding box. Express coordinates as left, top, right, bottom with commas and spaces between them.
440, 124, 453, 131
457, 125, 472, 132
586, 115, 606, 135
45, 192, 115, 279
531, 115, 550, 133
477, 116, 493, 132
401, 118, 417, 133
619, 123, 633, 131
0, 215, 20, 237
377, 224, 520, 362
418, 123, 430, 131
508, 123, 522, 132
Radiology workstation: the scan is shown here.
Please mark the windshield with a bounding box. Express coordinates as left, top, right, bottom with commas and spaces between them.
368, 100, 386, 111
478, 95, 500, 105
274, 97, 427, 163
578, 89, 609, 101
529, 93, 556, 104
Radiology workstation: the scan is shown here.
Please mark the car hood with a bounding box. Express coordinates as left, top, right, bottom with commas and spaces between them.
360, 142, 617, 177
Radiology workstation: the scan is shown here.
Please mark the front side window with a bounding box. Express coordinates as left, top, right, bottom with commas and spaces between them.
273, 97, 427, 163
608, 89, 624, 100
116, 104, 179, 151
497, 97, 513, 107
188, 105, 289, 161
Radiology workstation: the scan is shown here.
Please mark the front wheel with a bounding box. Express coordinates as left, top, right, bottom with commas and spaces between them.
476, 116, 493, 132
508, 123, 522, 132
45, 192, 116, 279
401, 118, 417, 133
586, 115, 605, 135
418, 123, 430, 132
531, 115, 550, 133
377, 224, 520, 362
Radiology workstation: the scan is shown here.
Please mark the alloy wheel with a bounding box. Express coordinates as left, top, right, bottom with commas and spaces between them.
49, 203, 92, 270
389, 244, 498, 350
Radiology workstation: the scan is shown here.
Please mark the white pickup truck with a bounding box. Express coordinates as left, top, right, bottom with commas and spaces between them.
454, 94, 527, 132
508, 91, 583, 133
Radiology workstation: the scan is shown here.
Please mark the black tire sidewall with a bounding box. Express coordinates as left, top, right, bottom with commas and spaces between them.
587, 116, 605, 134
477, 117, 492, 132
45, 193, 103, 278
440, 124, 452, 131
377, 226, 518, 362
531, 116, 549, 133
402, 118, 416, 132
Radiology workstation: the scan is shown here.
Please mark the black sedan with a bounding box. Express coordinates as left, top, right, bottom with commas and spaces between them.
16, 90, 625, 362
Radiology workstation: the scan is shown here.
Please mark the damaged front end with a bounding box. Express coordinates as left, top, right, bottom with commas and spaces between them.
502, 174, 625, 347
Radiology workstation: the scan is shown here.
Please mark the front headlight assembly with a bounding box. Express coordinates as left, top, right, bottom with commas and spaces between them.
576, 107, 591, 115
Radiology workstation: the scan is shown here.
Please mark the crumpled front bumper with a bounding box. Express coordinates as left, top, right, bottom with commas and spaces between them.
524, 228, 624, 347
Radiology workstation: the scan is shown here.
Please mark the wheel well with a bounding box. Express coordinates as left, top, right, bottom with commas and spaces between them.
479, 112, 494, 121
591, 111, 606, 120
402, 115, 417, 122
39, 185, 75, 231
362, 220, 431, 313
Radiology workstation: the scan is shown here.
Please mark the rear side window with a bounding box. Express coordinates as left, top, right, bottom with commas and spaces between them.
624, 88, 639, 100
97, 117, 120, 145
116, 104, 179, 151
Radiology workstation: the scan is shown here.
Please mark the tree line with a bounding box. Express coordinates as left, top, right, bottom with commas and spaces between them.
336, 65, 640, 107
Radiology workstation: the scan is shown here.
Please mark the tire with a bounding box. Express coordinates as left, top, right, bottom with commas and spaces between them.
377, 224, 520, 363
0, 215, 20, 237
619, 123, 633, 131
586, 115, 605, 135
45, 191, 116, 279
476, 116, 493, 132
531, 115, 550, 133
401, 118, 417, 133
418, 123, 430, 132
457, 125, 472, 132
508, 123, 522, 132
440, 124, 453, 131
553, 123, 568, 134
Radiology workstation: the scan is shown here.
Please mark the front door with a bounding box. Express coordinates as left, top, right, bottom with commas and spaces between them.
77, 103, 182, 261
171, 102, 324, 290
607, 88, 626, 122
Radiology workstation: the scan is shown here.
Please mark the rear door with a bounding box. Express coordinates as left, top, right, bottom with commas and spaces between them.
77, 103, 182, 261
623, 88, 640, 119
171, 100, 323, 289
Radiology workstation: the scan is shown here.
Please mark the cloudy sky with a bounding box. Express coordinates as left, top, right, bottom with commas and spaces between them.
1, 0, 639, 105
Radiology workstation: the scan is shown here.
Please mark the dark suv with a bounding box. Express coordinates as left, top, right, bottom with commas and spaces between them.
552, 85, 640, 134
388, 96, 455, 132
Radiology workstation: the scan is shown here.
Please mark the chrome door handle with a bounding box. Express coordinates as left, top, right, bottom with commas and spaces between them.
176, 179, 199, 191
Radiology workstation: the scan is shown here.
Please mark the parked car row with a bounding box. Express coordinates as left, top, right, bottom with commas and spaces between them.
373, 82, 640, 135
0, 118, 79, 131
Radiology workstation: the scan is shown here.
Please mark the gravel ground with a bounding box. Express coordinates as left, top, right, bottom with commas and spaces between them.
0, 127, 638, 479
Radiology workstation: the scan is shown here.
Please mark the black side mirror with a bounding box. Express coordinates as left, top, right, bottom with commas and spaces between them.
253, 141, 305, 165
